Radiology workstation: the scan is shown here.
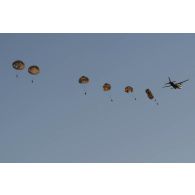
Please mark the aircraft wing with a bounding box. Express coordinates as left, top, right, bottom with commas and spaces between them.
162, 85, 171, 88
177, 79, 189, 85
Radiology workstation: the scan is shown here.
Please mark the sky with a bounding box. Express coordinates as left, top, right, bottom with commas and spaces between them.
0, 33, 195, 162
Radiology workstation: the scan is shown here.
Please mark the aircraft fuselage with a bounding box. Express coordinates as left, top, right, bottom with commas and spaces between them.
171, 82, 182, 89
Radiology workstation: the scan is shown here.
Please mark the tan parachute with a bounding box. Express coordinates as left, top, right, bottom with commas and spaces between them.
79, 76, 90, 84
124, 86, 133, 93
12, 60, 25, 70
28, 65, 40, 75
103, 83, 111, 91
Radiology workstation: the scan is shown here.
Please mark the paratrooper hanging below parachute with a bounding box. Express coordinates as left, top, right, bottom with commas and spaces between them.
124, 86, 136, 101
12, 60, 25, 78
28, 65, 40, 83
103, 83, 113, 102
145, 88, 159, 106
79, 76, 90, 95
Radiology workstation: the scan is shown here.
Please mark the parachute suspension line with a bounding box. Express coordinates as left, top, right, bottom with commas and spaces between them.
130, 94, 136, 101
133, 94, 136, 101
82, 86, 87, 95
155, 99, 159, 106
109, 95, 113, 102
83, 88, 87, 95
154, 98, 159, 106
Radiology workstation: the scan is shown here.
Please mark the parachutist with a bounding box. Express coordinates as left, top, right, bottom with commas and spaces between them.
124, 86, 135, 101
146, 89, 159, 105
28, 65, 40, 83
103, 83, 113, 102
79, 76, 89, 95
12, 60, 25, 78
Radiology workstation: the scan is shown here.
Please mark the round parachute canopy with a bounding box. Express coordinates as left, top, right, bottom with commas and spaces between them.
12, 60, 25, 70
79, 76, 90, 84
103, 83, 111, 92
124, 86, 134, 93
145, 89, 154, 100
28, 65, 40, 75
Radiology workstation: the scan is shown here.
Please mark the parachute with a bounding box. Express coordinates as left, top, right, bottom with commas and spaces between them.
79, 76, 90, 95
103, 83, 113, 102
28, 65, 40, 83
124, 86, 133, 93
125, 86, 136, 100
12, 60, 25, 78
145, 89, 154, 99
28, 65, 40, 75
79, 76, 90, 84
145, 89, 159, 105
12, 60, 25, 70
103, 83, 111, 91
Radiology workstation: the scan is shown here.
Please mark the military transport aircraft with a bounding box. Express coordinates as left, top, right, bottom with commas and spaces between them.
163, 77, 189, 89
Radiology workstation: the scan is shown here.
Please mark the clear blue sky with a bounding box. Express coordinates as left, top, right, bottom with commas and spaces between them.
0, 34, 195, 162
